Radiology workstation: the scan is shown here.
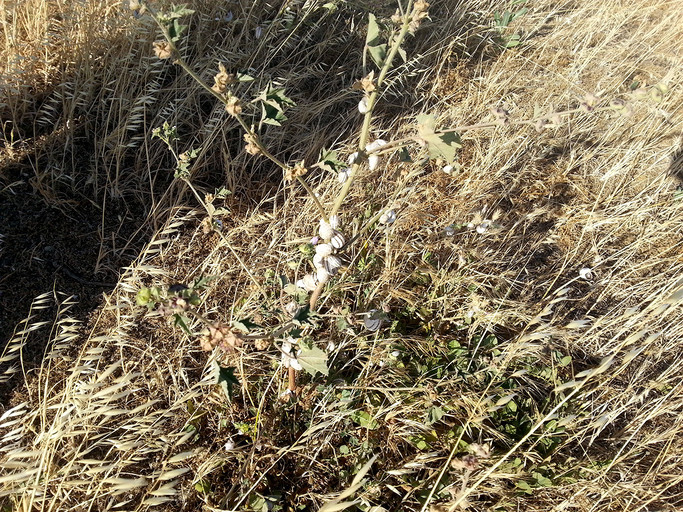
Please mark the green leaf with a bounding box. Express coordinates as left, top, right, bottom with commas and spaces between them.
214, 186, 232, 198
368, 44, 387, 69
194, 478, 211, 494
236, 72, 254, 82
136, 287, 152, 306
505, 34, 522, 48
192, 275, 216, 290
409, 431, 438, 450
174, 314, 192, 335
232, 318, 261, 333
365, 14, 386, 68
260, 103, 288, 126
426, 405, 445, 424
254, 83, 296, 128
297, 344, 329, 377
317, 148, 346, 173
533, 472, 553, 487
516, 480, 532, 494
416, 114, 462, 162
398, 147, 412, 162
215, 364, 239, 400
170, 4, 195, 18
169, 19, 188, 42
366, 13, 381, 47
350, 410, 379, 429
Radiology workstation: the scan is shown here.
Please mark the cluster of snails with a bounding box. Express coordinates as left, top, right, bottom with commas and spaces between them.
296, 216, 346, 292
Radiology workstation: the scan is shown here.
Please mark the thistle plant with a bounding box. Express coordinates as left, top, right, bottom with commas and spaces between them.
131, 0, 668, 401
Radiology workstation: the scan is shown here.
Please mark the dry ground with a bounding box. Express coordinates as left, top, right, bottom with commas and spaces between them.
1, 0, 682, 511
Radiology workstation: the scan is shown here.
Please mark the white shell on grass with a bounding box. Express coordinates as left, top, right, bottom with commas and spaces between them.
358, 97, 369, 113
366, 139, 388, 152
379, 209, 396, 225
366, 140, 387, 171
319, 220, 334, 240
476, 221, 491, 234
281, 339, 303, 371
316, 267, 331, 284
363, 309, 383, 331
368, 154, 379, 171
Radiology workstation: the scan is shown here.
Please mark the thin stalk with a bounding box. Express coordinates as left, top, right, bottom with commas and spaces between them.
144, 1, 325, 218
368, 105, 616, 156
296, 176, 328, 222
330, 1, 414, 218
182, 179, 267, 296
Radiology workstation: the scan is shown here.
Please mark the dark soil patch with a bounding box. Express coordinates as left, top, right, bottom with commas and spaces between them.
0, 171, 148, 404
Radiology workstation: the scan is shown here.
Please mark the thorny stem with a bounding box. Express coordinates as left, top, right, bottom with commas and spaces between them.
144, 1, 327, 221
330, 0, 414, 219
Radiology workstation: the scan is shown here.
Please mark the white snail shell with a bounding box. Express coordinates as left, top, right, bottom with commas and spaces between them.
315, 243, 333, 258
324, 255, 342, 274
330, 230, 346, 249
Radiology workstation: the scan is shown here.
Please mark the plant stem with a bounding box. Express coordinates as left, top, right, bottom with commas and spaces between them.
144, 1, 326, 219
296, 176, 328, 223
330, 1, 414, 219
370, 105, 614, 156
287, 367, 296, 393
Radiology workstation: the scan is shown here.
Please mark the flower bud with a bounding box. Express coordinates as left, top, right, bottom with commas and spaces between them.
153, 41, 173, 60
225, 96, 242, 116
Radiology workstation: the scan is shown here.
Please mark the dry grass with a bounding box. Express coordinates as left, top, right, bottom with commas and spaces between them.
1, 0, 682, 511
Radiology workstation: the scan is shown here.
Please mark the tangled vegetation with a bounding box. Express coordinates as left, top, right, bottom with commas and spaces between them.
1, 0, 682, 511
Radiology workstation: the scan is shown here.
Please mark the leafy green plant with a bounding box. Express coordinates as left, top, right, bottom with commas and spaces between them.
127, 2, 671, 508
494, 1, 529, 48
